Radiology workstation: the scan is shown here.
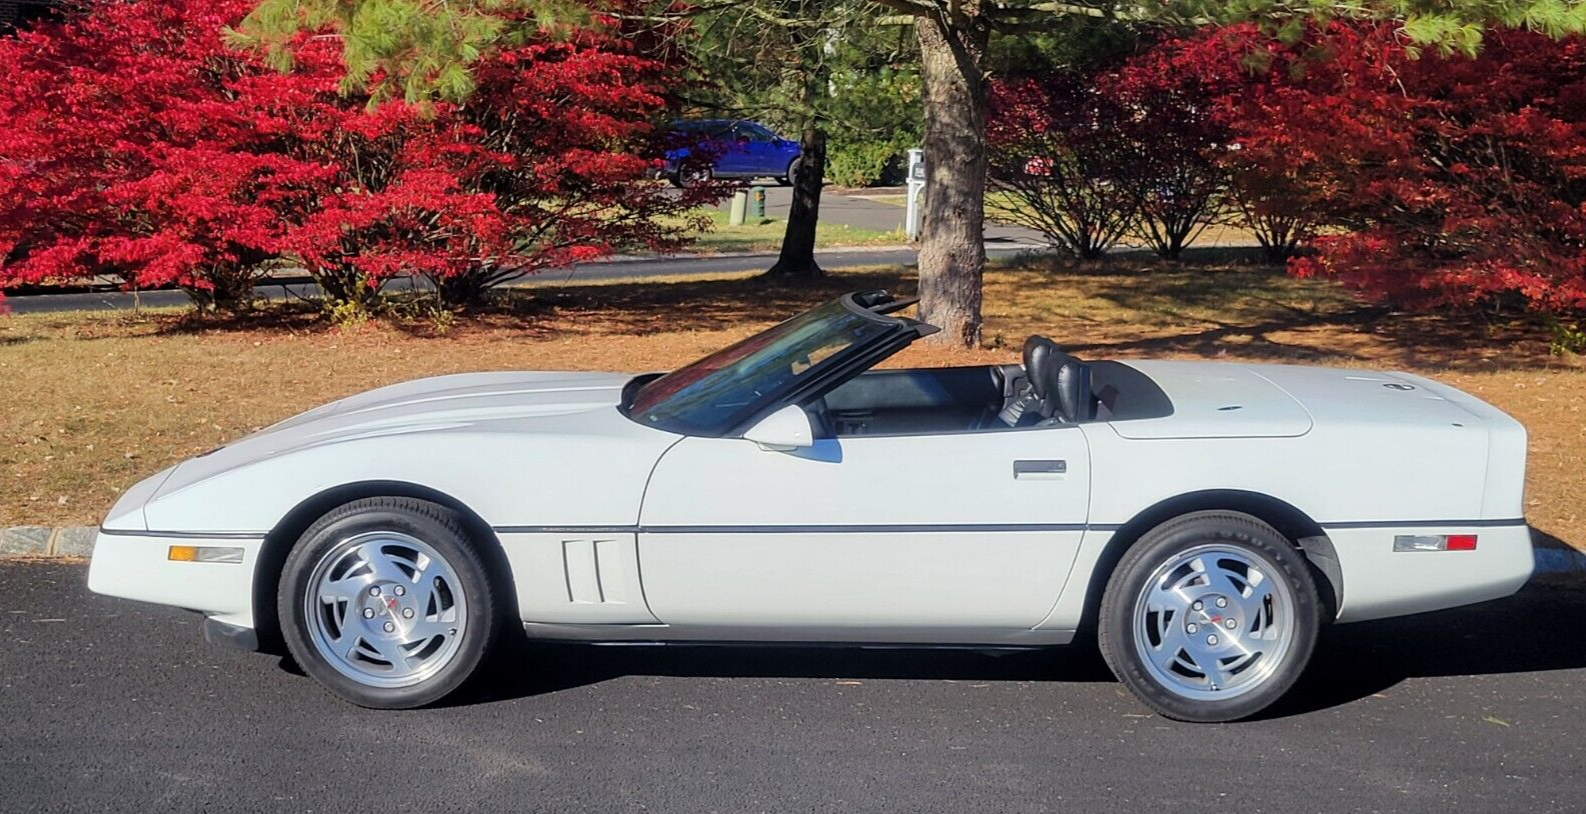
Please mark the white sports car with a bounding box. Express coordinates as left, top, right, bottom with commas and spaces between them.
88, 291, 1534, 721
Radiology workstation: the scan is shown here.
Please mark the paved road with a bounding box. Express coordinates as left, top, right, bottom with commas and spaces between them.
1, 187, 1051, 315
2, 563, 1582, 813
1, 244, 1046, 315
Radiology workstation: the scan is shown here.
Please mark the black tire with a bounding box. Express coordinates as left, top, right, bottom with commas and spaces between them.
779, 157, 800, 186
676, 162, 713, 188
278, 497, 502, 709
1097, 511, 1321, 722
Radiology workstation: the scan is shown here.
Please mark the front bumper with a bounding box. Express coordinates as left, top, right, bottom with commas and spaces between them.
1329, 521, 1535, 622
203, 616, 260, 651
86, 529, 266, 631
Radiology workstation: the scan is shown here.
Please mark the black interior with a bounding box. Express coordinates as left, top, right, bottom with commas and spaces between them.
814, 336, 1173, 437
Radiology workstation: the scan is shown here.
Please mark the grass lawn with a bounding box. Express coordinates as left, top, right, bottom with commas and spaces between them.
859, 190, 1264, 249
676, 208, 905, 254
3, 256, 1582, 553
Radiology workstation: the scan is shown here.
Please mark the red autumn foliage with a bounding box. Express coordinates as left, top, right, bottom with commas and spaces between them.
1103, 37, 1245, 259
0, 0, 325, 309
991, 22, 1586, 315
1288, 27, 1586, 313
0, 0, 711, 313
1175, 23, 1586, 312
986, 37, 1243, 260
986, 72, 1143, 259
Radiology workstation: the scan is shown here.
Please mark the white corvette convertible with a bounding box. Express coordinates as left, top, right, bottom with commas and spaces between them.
88, 291, 1534, 721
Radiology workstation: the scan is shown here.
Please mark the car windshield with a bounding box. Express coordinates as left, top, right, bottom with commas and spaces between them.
626, 297, 899, 437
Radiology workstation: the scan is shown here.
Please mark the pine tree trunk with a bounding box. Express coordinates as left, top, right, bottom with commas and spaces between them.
766, 124, 826, 279
914, 10, 990, 349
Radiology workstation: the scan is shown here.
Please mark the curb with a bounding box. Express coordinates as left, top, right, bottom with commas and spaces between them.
2, 525, 1584, 576
0, 526, 96, 558
1533, 544, 1586, 582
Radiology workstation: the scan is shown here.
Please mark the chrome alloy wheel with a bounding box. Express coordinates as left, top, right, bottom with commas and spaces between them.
303, 531, 469, 689
1132, 544, 1297, 701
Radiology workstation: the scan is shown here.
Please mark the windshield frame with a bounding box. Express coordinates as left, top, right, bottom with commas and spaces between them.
620, 292, 931, 438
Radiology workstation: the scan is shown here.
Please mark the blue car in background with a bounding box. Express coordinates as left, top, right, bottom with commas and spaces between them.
661, 119, 802, 187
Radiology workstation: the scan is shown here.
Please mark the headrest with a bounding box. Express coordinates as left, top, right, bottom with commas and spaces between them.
1055, 361, 1094, 423
1022, 336, 1062, 402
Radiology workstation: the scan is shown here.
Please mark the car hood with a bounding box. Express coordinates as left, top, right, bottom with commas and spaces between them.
269, 370, 632, 432
1111, 361, 1485, 439
149, 371, 636, 502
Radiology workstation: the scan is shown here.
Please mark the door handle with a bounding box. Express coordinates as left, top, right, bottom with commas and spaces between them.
1013, 460, 1067, 479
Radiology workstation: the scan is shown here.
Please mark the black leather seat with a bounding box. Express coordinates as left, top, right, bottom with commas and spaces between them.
1022, 336, 1094, 423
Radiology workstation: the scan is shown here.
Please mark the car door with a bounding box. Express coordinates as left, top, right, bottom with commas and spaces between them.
635, 425, 1091, 638
710, 122, 755, 177
738, 123, 787, 178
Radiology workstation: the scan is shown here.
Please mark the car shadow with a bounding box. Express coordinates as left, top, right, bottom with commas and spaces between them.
450, 575, 1586, 718
458, 634, 1117, 707
1264, 577, 1586, 718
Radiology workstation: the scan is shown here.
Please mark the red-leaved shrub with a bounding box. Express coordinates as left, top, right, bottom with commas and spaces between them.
0, 0, 711, 313
986, 38, 1243, 260
1176, 23, 1586, 311
1286, 27, 1586, 313
987, 73, 1142, 259
0, 0, 327, 310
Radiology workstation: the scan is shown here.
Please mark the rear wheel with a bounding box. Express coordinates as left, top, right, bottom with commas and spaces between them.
278, 497, 501, 708
1098, 511, 1320, 722
676, 162, 713, 188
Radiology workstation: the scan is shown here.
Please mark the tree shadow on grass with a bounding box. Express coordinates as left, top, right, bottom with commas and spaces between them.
1060, 309, 1384, 365
124, 269, 916, 342
113, 253, 1576, 372
1058, 305, 1565, 372
466, 269, 916, 339
992, 256, 1569, 371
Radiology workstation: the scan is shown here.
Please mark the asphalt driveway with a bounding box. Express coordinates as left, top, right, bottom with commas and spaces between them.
2, 562, 1582, 813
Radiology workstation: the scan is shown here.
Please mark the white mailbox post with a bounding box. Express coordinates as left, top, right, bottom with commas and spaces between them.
905, 148, 925, 242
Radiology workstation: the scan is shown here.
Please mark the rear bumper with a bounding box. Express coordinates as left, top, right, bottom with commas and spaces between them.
86, 529, 265, 630
1328, 521, 1534, 622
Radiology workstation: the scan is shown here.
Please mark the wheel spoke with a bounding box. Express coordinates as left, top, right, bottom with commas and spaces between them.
1241, 584, 1276, 631
413, 556, 449, 605
364, 635, 411, 672
404, 618, 453, 645
1203, 563, 1247, 602
358, 542, 414, 586
1202, 654, 1233, 691
321, 573, 371, 605
1153, 623, 1191, 668
1146, 579, 1193, 614
321, 603, 355, 648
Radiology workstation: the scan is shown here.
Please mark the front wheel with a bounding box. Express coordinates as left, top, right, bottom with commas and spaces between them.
779, 156, 800, 186
1098, 511, 1320, 722
278, 497, 501, 708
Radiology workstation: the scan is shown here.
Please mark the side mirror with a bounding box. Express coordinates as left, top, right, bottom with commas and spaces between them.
742, 405, 814, 451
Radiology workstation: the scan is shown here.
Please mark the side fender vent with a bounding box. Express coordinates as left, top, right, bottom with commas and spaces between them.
561, 539, 635, 606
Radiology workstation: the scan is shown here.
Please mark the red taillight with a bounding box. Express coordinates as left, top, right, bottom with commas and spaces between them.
1393, 533, 1480, 552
